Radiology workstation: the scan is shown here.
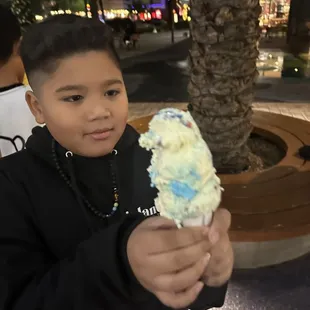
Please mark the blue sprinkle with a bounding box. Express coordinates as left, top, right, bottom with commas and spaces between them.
170, 181, 197, 200
149, 171, 158, 184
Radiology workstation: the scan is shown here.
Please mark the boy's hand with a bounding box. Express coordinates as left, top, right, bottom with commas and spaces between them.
202, 208, 234, 287
127, 216, 212, 309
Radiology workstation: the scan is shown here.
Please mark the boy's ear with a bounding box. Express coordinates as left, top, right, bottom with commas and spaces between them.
25, 91, 45, 124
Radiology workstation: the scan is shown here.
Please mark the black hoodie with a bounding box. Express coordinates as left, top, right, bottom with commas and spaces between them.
0, 125, 227, 310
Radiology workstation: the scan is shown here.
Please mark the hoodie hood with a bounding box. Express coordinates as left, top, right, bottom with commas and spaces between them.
26, 124, 141, 232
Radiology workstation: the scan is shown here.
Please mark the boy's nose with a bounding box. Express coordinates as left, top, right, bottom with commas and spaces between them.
86, 103, 111, 121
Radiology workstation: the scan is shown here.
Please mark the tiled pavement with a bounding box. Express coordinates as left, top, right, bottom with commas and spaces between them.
128, 102, 310, 122
116, 30, 188, 60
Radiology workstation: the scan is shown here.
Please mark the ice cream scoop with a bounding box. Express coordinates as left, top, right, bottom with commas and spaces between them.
139, 108, 223, 228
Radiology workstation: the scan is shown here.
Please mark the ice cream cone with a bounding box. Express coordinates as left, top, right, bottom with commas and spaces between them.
139, 108, 222, 230
179, 211, 213, 228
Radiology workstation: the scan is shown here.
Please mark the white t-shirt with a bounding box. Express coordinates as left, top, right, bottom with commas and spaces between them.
0, 85, 38, 157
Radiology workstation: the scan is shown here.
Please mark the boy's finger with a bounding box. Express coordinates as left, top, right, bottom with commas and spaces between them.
212, 208, 231, 233
143, 216, 177, 230
149, 238, 211, 274
152, 253, 210, 292
156, 281, 204, 309
150, 226, 208, 254
207, 208, 231, 244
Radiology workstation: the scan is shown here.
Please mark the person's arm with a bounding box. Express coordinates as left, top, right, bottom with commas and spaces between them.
0, 171, 147, 310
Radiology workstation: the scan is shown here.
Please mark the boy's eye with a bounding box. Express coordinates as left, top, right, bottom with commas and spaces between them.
105, 90, 120, 97
63, 95, 83, 102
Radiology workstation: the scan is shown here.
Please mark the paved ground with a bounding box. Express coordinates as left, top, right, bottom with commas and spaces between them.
256, 81, 310, 103
116, 30, 188, 60
259, 36, 289, 51
128, 102, 310, 122
213, 253, 310, 310
126, 38, 310, 309
122, 38, 310, 104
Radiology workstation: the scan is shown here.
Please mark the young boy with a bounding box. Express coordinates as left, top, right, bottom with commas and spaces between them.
0, 15, 232, 309
0, 5, 38, 156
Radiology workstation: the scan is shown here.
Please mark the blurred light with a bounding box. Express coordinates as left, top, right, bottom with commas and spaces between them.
155, 9, 162, 19
173, 10, 178, 23
294, 68, 299, 72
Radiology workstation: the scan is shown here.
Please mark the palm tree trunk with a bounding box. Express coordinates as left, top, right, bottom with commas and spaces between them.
188, 0, 261, 173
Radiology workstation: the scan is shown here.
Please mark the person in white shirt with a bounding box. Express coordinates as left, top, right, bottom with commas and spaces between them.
0, 4, 37, 157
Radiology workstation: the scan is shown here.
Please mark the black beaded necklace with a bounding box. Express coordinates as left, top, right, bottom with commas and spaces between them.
51, 139, 119, 219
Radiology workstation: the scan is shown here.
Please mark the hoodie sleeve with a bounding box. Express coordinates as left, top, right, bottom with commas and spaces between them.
188, 282, 228, 309
0, 171, 147, 310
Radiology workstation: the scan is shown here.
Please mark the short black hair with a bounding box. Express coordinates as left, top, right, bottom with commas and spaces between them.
20, 15, 120, 89
0, 4, 21, 64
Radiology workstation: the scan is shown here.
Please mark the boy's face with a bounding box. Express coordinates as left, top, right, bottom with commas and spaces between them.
26, 51, 128, 157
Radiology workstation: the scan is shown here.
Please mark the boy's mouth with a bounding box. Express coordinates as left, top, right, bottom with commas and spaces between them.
87, 128, 113, 141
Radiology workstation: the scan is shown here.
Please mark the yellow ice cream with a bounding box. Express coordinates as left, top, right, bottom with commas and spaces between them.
139, 108, 223, 227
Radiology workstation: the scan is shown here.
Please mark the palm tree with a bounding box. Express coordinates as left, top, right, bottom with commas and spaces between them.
11, 0, 36, 32
188, 0, 261, 173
